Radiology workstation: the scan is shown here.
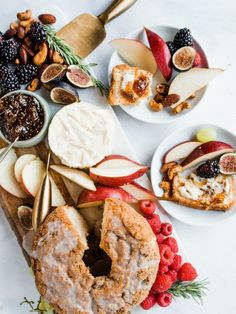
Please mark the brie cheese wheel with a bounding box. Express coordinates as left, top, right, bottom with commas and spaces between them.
48, 102, 114, 168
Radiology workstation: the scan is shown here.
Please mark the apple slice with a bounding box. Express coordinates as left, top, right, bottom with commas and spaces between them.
14, 154, 37, 183
169, 68, 223, 108
21, 159, 66, 207
121, 182, 156, 200
0, 148, 27, 198
164, 141, 201, 163
90, 155, 148, 186
145, 27, 172, 81
50, 165, 96, 191
182, 141, 234, 169
110, 38, 157, 74
77, 186, 136, 208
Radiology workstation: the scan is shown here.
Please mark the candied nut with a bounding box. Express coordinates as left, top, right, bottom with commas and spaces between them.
52, 51, 64, 64
17, 26, 25, 39
154, 93, 164, 103
163, 94, 180, 107
168, 164, 183, 180
19, 18, 34, 28
33, 42, 48, 66
10, 22, 18, 30
171, 101, 191, 114
160, 162, 177, 174
15, 58, 20, 65
156, 83, 169, 95
38, 14, 56, 25
149, 99, 163, 112
19, 46, 28, 64
22, 44, 34, 57
4, 29, 17, 39
27, 78, 41, 92
17, 9, 32, 21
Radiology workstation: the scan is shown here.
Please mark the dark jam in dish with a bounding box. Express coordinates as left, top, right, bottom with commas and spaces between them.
0, 93, 44, 142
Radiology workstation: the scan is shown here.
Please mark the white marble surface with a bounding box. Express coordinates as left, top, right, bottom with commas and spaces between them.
1, 0, 236, 313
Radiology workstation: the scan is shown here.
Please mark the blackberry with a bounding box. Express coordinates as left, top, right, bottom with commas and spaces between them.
173, 28, 193, 48
166, 41, 177, 56
15, 64, 38, 84
0, 39, 19, 62
0, 69, 20, 95
196, 160, 220, 179
28, 22, 47, 42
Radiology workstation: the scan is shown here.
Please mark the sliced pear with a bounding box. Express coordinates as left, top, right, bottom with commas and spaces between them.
110, 38, 157, 74
169, 68, 223, 108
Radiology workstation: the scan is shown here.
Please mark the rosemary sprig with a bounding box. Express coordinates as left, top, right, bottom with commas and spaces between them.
44, 25, 109, 96
20, 297, 54, 313
168, 279, 208, 304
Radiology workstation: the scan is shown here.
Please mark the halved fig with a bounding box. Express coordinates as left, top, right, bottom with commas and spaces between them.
172, 47, 196, 72
66, 65, 93, 88
50, 82, 79, 105
219, 153, 236, 174
41, 63, 67, 84
17, 205, 33, 230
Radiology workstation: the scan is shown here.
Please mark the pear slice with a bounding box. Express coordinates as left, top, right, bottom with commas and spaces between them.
169, 68, 223, 108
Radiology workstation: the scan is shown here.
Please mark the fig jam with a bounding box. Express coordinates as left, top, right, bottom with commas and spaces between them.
0, 93, 44, 142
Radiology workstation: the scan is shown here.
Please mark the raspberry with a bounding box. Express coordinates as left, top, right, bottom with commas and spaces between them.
161, 223, 172, 236
193, 52, 202, 66
158, 264, 169, 274
178, 262, 197, 281
152, 274, 172, 293
163, 237, 179, 253
140, 293, 156, 310
169, 254, 182, 271
156, 292, 172, 307
139, 200, 156, 216
147, 214, 161, 234
156, 233, 164, 244
159, 244, 174, 266
166, 270, 177, 283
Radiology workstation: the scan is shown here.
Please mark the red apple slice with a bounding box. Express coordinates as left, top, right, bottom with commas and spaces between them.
182, 141, 234, 169
90, 155, 148, 186
0, 148, 27, 198
164, 141, 201, 163
14, 154, 37, 183
77, 186, 136, 208
145, 27, 172, 81
121, 182, 156, 200
110, 38, 157, 74
50, 165, 96, 191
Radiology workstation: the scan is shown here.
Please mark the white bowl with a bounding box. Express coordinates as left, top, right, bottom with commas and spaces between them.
151, 124, 236, 226
108, 25, 209, 124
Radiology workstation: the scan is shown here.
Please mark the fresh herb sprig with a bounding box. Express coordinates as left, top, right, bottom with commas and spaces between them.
44, 25, 109, 95
168, 279, 208, 304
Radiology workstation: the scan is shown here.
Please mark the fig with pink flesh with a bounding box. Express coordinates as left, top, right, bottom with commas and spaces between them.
219, 153, 236, 174
66, 65, 93, 88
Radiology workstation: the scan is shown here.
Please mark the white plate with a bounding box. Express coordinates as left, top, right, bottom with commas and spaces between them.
151, 124, 236, 226
108, 25, 209, 124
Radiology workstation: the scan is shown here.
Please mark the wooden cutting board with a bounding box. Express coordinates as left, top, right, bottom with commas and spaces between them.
0, 139, 76, 264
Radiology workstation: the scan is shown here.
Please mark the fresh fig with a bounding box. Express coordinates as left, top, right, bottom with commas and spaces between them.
41, 63, 66, 84
219, 153, 236, 174
172, 47, 196, 72
50, 82, 79, 105
17, 205, 33, 230
66, 65, 93, 88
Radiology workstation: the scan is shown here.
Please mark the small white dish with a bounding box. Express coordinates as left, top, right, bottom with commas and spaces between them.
108, 25, 208, 124
151, 124, 236, 226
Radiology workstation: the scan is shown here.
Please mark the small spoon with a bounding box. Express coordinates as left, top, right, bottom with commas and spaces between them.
0, 137, 19, 163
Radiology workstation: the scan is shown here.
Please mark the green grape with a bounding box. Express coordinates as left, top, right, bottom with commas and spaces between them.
196, 128, 217, 143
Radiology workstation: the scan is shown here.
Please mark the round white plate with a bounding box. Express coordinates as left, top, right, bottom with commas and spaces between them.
108, 25, 208, 124
151, 124, 236, 226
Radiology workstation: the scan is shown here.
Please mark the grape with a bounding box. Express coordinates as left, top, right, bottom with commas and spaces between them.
196, 128, 217, 143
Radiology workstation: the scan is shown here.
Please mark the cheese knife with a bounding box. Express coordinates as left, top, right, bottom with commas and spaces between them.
57, 0, 138, 58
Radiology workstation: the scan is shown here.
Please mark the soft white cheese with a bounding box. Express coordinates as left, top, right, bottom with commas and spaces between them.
121, 72, 135, 91
48, 102, 114, 168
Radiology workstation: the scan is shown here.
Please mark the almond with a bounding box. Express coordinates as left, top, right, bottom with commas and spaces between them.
4, 29, 17, 39
38, 14, 56, 25
19, 46, 28, 64
22, 44, 34, 57
163, 94, 180, 107
17, 26, 25, 39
